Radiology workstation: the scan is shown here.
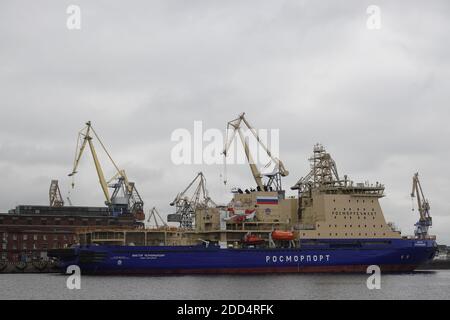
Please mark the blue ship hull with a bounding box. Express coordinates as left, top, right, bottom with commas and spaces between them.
50, 238, 437, 275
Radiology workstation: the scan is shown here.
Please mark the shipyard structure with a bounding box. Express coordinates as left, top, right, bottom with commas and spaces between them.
0, 122, 145, 271
47, 114, 436, 274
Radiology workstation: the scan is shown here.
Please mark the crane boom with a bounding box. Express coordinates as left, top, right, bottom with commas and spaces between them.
69, 121, 110, 204
237, 127, 264, 189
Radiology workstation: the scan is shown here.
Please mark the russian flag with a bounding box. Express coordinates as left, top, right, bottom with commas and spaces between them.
256, 196, 278, 205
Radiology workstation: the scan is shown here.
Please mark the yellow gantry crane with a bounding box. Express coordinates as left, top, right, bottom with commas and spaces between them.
68, 121, 145, 220
222, 112, 289, 192
411, 172, 432, 239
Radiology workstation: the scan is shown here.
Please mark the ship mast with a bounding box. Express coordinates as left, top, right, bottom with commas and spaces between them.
291, 144, 343, 194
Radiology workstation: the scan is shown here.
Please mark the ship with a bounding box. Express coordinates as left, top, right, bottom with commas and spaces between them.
48, 114, 437, 274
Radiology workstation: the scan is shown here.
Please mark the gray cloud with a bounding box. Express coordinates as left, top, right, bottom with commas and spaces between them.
0, 0, 449, 243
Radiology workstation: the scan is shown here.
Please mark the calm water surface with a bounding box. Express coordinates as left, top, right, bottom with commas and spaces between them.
1, 270, 449, 300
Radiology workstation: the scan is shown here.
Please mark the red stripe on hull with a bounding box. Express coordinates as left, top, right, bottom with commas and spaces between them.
83, 264, 419, 275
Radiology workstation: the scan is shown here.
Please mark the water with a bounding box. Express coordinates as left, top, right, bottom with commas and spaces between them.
1, 271, 449, 300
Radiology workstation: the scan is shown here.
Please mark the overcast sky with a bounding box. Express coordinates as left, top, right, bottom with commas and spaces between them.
1, 1, 449, 243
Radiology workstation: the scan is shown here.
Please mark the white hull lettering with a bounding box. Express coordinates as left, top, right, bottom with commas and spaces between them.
265, 254, 331, 264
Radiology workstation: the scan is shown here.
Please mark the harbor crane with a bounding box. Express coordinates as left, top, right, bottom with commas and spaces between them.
167, 172, 216, 229
68, 121, 145, 220
411, 172, 432, 239
147, 207, 168, 229
49, 180, 64, 207
222, 112, 289, 192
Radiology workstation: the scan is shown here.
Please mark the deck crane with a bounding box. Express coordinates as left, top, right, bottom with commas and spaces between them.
68, 121, 145, 221
147, 207, 168, 229
222, 112, 289, 192
167, 172, 216, 229
411, 172, 432, 239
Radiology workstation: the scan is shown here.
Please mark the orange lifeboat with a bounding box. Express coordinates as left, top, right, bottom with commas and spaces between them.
243, 234, 265, 245
271, 230, 295, 241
